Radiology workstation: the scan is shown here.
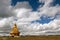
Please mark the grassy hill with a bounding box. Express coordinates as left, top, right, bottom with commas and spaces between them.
0, 35, 60, 40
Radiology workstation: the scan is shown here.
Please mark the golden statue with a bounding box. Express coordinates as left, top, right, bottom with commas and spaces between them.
10, 23, 20, 37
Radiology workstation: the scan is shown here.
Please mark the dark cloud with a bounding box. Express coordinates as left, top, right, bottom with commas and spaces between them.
0, 0, 15, 18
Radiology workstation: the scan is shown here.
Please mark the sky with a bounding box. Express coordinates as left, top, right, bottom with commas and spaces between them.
0, 0, 60, 36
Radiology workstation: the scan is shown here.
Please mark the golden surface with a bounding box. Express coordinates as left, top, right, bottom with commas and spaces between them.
10, 23, 19, 33
10, 23, 20, 36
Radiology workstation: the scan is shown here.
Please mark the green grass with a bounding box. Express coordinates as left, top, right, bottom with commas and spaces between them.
0, 35, 60, 40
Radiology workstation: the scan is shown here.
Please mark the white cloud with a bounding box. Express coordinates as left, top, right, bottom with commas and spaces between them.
0, 0, 60, 36
39, 5, 60, 17
14, 8, 31, 18
10, 0, 60, 35
16, 0, 60, 35
20, 19, 60, 35
13, 2, 31, 9
0, 17, 14, 36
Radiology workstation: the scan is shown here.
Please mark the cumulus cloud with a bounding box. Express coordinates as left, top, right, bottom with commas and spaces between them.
15, 0, 60, 35
0, 0, 32, 36
13, 2, 31, 9
0, 0, 15, 18
0, 0, 60, 36
0, 0, 16, 36
0, 17, 14, 36
38, 0, 60, 17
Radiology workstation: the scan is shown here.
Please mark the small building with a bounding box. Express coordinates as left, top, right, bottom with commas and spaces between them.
10, 23, 20, 37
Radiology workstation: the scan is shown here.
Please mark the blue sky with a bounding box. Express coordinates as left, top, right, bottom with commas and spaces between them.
11, 0, 60, 24
52, 0, 60, 6
11, 0, 44, 11
11, 0, 60, 10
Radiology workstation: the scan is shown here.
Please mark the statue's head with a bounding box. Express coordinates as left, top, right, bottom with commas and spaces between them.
14, 23, 17, 26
